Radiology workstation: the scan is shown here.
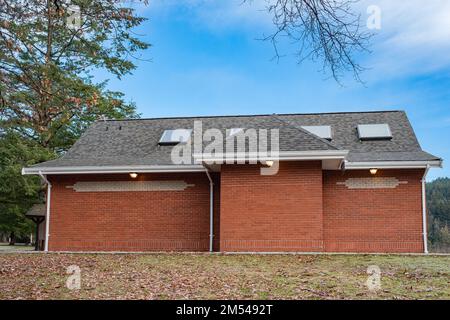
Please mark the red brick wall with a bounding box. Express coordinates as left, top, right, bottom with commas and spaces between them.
220, 161, 324, 252
48, 173, 212, 251
46, 166, 425, 253
323, 169, 425, 253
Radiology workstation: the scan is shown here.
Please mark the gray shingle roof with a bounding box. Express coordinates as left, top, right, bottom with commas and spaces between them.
347, 151, 439, 162
277, 111, 440, 163
29, 110, 440, 169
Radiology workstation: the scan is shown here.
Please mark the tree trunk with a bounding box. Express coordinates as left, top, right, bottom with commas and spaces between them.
9, 232, 16, 245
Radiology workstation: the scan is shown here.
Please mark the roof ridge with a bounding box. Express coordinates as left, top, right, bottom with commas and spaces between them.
270, 114, 341, 150
98, 110, 404, 122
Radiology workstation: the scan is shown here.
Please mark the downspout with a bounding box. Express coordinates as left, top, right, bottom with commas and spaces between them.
421, 165, 430, 254
39, 171, 52, 252
205, 170, 214, 252
339, 159, 346, 172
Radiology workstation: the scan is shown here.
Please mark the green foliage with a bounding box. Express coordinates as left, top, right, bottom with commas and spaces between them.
0, 131, 54, 237
0, 0, 149, 238
0, 0, 147, 150
427, 178, 450, 251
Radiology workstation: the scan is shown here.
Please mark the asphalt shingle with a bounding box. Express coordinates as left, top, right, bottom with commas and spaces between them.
29, 111, 440, 168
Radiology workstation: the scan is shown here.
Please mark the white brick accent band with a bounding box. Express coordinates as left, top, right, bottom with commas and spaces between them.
67, 181, 195, 192
337, 177, 408, 189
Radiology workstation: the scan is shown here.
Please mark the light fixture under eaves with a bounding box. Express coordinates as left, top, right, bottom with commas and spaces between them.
370, 168, 378, 175
265, 160, 274, 167
129, 172, 138, 179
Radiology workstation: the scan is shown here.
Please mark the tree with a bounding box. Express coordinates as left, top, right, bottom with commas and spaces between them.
0, 131, 53, 243
0, 0, 148, 152
249, 0, 372, 82
427, 178, 450, 252
0, 0, 149, 242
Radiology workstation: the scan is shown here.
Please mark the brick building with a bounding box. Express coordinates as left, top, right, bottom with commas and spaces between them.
22, 111, 442, 253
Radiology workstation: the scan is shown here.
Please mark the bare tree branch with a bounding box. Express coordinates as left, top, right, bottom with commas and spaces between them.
248, 0, 372, 83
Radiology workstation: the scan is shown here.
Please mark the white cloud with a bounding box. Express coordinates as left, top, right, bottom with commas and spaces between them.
139, 0, 450, 80
373, 0, 450, 47
195, 0, 271, 31
142, 0, 271, 31
358, 0, 450, 79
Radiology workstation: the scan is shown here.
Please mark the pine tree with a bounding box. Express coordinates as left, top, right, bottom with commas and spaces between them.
427, 178, 450, 252
0, 0, 149, 241
0, 0, 149, 151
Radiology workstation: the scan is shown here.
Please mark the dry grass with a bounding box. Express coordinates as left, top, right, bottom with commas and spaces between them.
0, 244, 34, 251
0, 253, 449, 300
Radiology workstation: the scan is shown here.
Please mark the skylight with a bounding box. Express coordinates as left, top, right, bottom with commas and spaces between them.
159, 129, 192, 145
227, 128, 244, 137
301, 126, 332, 140
357, 124, 392, 140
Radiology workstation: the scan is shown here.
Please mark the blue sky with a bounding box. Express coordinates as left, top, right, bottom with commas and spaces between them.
97, 0, 450, 180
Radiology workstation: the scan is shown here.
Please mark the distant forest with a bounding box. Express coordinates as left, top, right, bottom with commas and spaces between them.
427, 178, 450, 252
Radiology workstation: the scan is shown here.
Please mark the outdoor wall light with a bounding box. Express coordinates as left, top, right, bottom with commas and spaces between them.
265, 160, 274, 167
129, 172, 138, 179
370, 168, 378, 175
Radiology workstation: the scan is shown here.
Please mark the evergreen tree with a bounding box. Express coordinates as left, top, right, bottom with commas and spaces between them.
0, 0, 149, 241
0, 0, 148, 150
0, 131, 53, 243
427, 178, 450, 252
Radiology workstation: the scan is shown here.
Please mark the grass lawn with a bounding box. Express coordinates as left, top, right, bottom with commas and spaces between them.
0, 253, 449, 300
0, 243, 34, 252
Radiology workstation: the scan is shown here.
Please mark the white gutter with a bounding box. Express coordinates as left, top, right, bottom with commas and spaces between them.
22, 165, 206, 175
193, 150, 349, 162
205, 170, 214, 252
344, 160, 442, 170
39, 171, 52, 252
421, 165, 430, 254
